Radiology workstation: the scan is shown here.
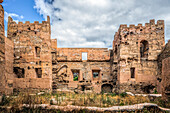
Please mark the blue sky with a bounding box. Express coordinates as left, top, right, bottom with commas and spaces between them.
2, 0, 44, 32
1, 0, 170, 48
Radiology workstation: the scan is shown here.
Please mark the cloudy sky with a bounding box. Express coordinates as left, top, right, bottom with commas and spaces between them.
2, 0, 170, 48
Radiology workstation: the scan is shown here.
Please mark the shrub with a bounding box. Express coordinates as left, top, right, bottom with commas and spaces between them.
120, 92, 127, 97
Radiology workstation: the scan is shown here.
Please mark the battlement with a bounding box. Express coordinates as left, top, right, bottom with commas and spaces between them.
119, 19, 164, 29
8, 16, 50, 27
7, 16, 51, 40
113, 19, 165, 49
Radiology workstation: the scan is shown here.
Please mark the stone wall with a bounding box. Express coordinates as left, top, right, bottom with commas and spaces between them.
7, 16, 52, 91
161, 57, 170, 101
112, 19, 165, 93
52, 48, 113, 93
0, 1, 14, 95
0, 3, 5, 94
157, 40, 170, 93
0, 0, 168, 95
157, 40, 170, 100
56, 48, 110, 61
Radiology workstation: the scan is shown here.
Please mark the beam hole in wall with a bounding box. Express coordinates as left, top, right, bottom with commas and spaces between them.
13, 33, 17, 37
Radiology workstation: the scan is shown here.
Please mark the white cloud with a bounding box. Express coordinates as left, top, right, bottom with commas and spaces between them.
34, 0, 170, 47
4, 12, 24, 23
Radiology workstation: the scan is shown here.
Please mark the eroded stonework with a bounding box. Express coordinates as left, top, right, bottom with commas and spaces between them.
0, 0, 169, 97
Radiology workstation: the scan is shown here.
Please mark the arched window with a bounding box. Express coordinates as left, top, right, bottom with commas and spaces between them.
140, 40, 149, 59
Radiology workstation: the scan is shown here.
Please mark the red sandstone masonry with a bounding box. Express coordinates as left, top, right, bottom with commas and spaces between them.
112, 19, 165, 93
7, 16, 52, 90
57, 48, 110, 61
0, 0, 168, 95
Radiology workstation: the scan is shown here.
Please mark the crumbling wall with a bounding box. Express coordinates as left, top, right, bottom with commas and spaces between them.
157, 40, 170, 100
7, 16, 52, 91
157, 40, 170, 93
112, 19, 165, 93
0, 1, 14, 95
52, 48, 112, 93
56, 48, 110, 61
161, 57, 170, 101
0, 3, 5, 94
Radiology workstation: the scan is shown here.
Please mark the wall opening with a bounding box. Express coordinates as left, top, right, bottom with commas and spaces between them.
82, 52, 87, 60
81, 85, 85, 91
92, 70, 100, 80
140, 40, 149, 59
35, 68, 42, 78
13, 67, 25, 78
35, 46, 41, 57
114, 46, 117, 55
130, 67, 135, 78
72, 70, 79, 81
101, 84, 113, 93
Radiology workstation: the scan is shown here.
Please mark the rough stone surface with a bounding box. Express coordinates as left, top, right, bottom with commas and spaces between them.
52, 48, 112, 93
0, 2, 169, 97
161, 57, 170, 101
7, 16, 52, 91
112, 19, 165, 93
157, 40, 170, 93
0, 3, 14, 95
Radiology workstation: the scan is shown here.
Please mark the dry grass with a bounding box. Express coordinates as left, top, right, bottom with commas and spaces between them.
51, 91, 150, 107
1, 91, 161, 108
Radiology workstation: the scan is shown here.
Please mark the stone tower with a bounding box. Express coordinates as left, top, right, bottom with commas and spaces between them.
112, 19, 165, 93
7, 16, 52, 91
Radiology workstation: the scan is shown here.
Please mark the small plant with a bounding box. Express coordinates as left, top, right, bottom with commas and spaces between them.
154, 89, 158, 94
120, 92, 127, 97
0, 94, 10, 106
111, 93, 117, 97
73, 76, 78, 81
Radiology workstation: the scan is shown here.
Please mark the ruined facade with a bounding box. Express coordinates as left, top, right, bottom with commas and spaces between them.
7, 16, 52, 91
112, 20, 165, 93
157, 41, 170, 101
0, 0, 169, 95
52, 48, 112, 93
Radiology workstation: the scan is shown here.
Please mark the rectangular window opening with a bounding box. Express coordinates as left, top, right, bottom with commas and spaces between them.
130, 68, 135, 78
92, 70, 100, 79
72, 70, 79, 81
35, 47, 41, 57
35, 68, 42, 78
13, 67, 25, 78
82, 52, 87, 60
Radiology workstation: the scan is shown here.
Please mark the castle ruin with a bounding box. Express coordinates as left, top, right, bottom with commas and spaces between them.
0, 0, 169, 101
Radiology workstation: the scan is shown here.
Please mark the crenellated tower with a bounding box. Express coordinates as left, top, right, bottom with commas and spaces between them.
112, 19, 165, 93
7, 16, 52, 91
